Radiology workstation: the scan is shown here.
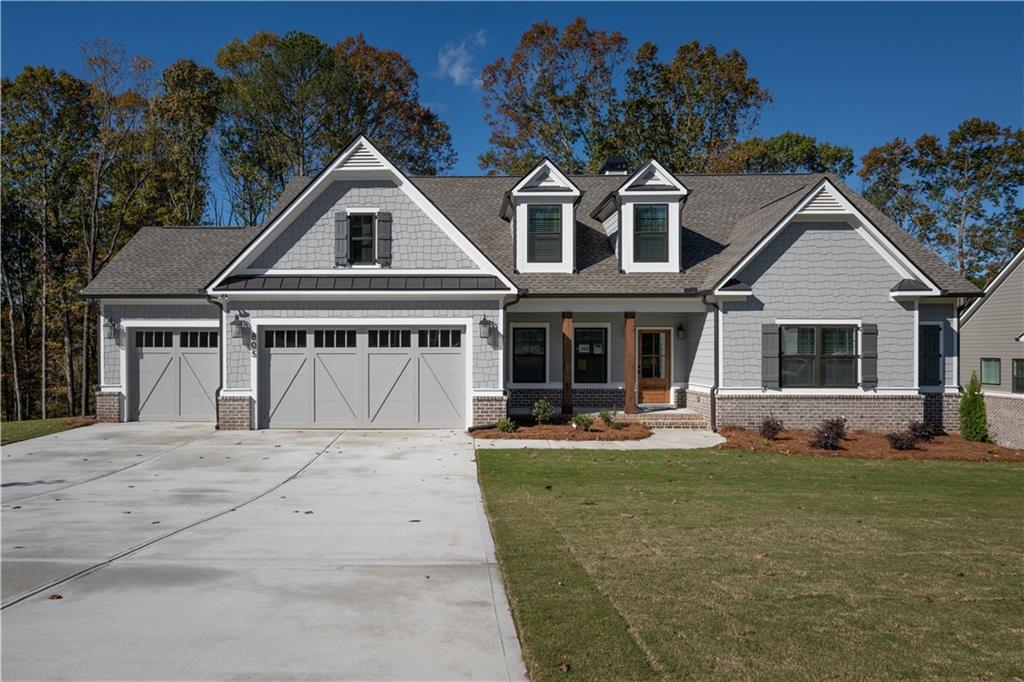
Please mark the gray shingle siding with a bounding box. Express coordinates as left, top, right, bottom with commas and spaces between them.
960, 256, 1023, 392
224, 299, 501, 390
100, 303, 220, 385
686, 311, 716, 387
721, 221, 915, 388
250, 180, 476, 271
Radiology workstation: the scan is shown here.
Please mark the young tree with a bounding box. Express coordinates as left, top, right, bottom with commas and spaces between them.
478, 18, 627, 174
710, 131, 854, 176
620, 41, 772, 173
860, 119, 1024, 283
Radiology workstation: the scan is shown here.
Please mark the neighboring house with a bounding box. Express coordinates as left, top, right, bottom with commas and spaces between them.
959, 248, 1024, 448
82, 136, 980, 432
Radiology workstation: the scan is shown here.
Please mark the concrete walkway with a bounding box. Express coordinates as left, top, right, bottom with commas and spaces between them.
473, 428, 725, 450
2, 424, 525, 681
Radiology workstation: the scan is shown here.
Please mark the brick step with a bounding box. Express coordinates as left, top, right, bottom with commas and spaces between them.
617, 411, 710, 430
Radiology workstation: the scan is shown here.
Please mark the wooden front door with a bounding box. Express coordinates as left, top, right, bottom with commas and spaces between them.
638, 330, 671, 404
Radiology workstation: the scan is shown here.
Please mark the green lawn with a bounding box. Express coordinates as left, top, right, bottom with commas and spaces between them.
478, 448, 1024, 680
0, 417, 93, 446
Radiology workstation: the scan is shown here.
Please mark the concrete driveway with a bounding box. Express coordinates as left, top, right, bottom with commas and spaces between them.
2, 423, 525, 681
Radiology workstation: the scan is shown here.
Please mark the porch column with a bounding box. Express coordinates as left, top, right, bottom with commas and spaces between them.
624, 311, 637, 414
562, 312, 573, 417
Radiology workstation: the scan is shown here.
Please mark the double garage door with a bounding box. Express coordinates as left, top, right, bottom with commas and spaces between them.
130, 329, 219, 421
260, 327, 466, 429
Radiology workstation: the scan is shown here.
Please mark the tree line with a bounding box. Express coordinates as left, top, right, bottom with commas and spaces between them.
1, 20, 1021, 422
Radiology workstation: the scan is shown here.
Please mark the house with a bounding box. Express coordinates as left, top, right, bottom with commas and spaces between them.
82, 136, 980, 433
959, 247, 1024, 447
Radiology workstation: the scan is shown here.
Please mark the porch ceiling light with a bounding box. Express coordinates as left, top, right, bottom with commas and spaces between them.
676, 324, 686, 340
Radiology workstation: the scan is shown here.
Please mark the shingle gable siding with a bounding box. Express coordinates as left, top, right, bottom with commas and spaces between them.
721, 221, 914, 388
250, 180, 476, 271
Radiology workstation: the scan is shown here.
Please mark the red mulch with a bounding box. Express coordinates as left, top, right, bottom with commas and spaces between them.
718, 427, 1024, 462
470, 420, 653, 441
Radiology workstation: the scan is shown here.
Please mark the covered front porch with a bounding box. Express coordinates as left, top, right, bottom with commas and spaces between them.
504, 298, 715, 420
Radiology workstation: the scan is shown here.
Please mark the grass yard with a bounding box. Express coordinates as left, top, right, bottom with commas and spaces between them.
0, 416, 94, 446
478, 448, 1024, 680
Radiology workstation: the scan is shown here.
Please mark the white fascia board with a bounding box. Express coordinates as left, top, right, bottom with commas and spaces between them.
960, 246, 1024, 325
221, 291, 512, 301
510, 297, 708, 314
100, 297, 210, 307
206, 135, 517, 295
241, 268, 485, 276
511, 158, 581, 196
119, 318, 220, 328
713, 178, 941, 296
618, 159, 688, 196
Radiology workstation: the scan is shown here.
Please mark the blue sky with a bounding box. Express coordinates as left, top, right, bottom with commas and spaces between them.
3, 2, 1022, 185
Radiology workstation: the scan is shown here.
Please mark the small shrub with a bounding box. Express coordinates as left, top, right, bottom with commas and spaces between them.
608, 421, 623, 430
959, 372, 988, 442
809, 417, 847, 450
759, 416, 784, 440
531, 398, 554, 424
907, 420, 942, 442
495, 417, 517, 433
598, 409, 615, 426
886, 431, 919, 451
571, 414, 594, 431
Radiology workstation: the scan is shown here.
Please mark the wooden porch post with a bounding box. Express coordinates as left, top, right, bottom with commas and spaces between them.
562, 312, 573, 417
624, 311, 637, 414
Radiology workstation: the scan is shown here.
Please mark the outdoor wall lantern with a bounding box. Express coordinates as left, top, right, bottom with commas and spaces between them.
103, 317, 119, 340
479, 315, 494, 339
231, 313, 247, 339
676, 324, 686, 340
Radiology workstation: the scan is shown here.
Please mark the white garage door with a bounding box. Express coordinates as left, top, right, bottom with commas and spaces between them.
261, 327, 465, 429
130, 330, 219, 421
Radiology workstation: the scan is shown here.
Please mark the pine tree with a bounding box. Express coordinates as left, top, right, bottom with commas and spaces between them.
959, 372, 988, 442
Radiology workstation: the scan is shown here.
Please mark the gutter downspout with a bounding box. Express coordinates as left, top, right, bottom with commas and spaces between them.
206, 293, 227, 429
701, 294, 720, 431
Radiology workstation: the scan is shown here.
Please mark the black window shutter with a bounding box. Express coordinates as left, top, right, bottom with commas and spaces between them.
376, 211, 392, 266
762, 323, 780, 389
335, 212, 349, 266
861, 323, 878, 389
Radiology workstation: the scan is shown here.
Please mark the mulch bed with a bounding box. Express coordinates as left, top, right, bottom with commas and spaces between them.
471, 420, 653, 441
719, 427, 1024, 462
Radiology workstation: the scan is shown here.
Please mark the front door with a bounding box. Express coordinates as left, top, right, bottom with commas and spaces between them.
638, 330, 671, 404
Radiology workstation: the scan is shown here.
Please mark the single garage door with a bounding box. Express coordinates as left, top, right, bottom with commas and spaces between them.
261, 327, 465, 429
130, 329, 219, 421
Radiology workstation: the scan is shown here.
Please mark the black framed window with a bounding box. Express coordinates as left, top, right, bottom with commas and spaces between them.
574, 328, 608, 384
918, 325, 942, 386
512, 327, 546, 383
1013, 359, 1023, 394
265, 329, 307, 348
314, 330, 356, 348
633, 204, 669, 263
981, 358, 1001, 385
180, 331, 218, 348
349, 214, 375, 265
527, 205, 561, 263
781, 326, 857, 388
136, 331, 173, 348
418, 329, 462, 349
368, 329, 411, 348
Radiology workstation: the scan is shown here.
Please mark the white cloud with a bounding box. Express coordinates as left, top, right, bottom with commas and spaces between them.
437, 30, 485, 88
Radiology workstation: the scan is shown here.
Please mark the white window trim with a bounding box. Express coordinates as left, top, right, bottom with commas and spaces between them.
244, 317, 476, 429
345, 210, 379, 268
621, 200, 680, 273
508, 322, 551, 387
572, 322, 612, 388
515, 199, 575, 274
775, 318, 863, 391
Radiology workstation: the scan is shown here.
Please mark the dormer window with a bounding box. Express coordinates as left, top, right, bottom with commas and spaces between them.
502, 159, 581, 274
633, 204, 669, 263
527, 205, 562, 263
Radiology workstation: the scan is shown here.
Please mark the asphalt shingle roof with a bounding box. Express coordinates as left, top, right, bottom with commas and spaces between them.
83, 171, 979, 298
81, 226, 258, 297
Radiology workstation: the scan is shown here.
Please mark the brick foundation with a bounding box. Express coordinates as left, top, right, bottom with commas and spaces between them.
716, 392, 961, 432
95, 391, 122, 423
508, 387, 626, 415
983, 393, 1024, 448
685, 389, 713, 424
217, 394, 252, 430
472, 394, 508, 426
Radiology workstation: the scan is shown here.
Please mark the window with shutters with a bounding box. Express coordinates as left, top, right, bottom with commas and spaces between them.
633, 204, 669, 263
527, 205, 561, 263
349, 214, 375, 265
780, 326, 858, 388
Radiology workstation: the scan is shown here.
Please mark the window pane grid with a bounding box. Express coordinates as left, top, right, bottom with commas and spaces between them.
981, 358, 1001, 385
512, 328, 546, 384
417, 329, 462, 348
368, 329, 411, 348
634, 204, 669, 263
136, 330, 173, 348
780, 326, 857, 388
574, 328, 608, 384
349, 214, 375, 265
527, 205, 562, 263
313, 330, 356, 348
